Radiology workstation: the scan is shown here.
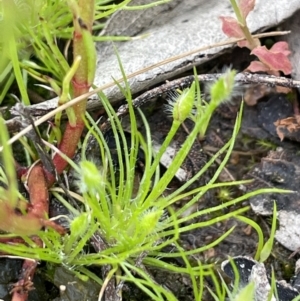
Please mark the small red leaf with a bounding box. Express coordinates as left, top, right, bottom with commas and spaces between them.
239, 0, 255, 19
220, 16, 244, 38
246, 61, 270, 73
270, 41, 291, 56
251, 45, 292, 75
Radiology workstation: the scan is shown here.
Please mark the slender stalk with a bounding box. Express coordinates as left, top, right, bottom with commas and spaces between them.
49, 0, 96, 183
230, 0, 260, 50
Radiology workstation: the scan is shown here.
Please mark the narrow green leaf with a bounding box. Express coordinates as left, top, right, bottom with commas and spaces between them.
260, 201, 277, 262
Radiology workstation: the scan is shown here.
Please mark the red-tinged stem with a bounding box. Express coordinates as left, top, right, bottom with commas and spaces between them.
27, 164, 65, 233
0, 164, 47, 235
3, 3, 95, 301
26, 164, 49, 217
47, 120, 85, 185
18, 0, 96, 235
46, 0, 95, 184
0, 164, 65, 235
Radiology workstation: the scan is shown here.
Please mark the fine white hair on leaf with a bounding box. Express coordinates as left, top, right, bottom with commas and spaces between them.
164, 90, 181, 117
204, 66, 244, 103
164, 87, 200, 119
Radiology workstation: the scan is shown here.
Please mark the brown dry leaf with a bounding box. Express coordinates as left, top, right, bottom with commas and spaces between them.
274, 117, 300, 141
243, 84, 274, 106
295, 114, 300, 124
204, 248, 216, 261
275, 86, 291, 94
243, 224, 252, 235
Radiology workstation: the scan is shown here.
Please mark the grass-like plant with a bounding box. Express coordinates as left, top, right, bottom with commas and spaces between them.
0, 0, 171, 104
0, 66, 291, 299
0, 1, 294, 300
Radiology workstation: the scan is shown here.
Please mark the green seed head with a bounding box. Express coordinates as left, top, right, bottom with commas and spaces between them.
172, 81, 195, 122
210, 69, 236, 105
79, 160, 103, 193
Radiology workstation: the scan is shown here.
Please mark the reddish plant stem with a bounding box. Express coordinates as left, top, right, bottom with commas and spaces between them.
0, 164, 48, 235
3, 0, 95, 238
0, 162, 65, 236
6, 2, 95, 300
46, 120, 85, 185
26, 163, 49, 217
46, 0, 95, 184
26, 0, 95, 211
